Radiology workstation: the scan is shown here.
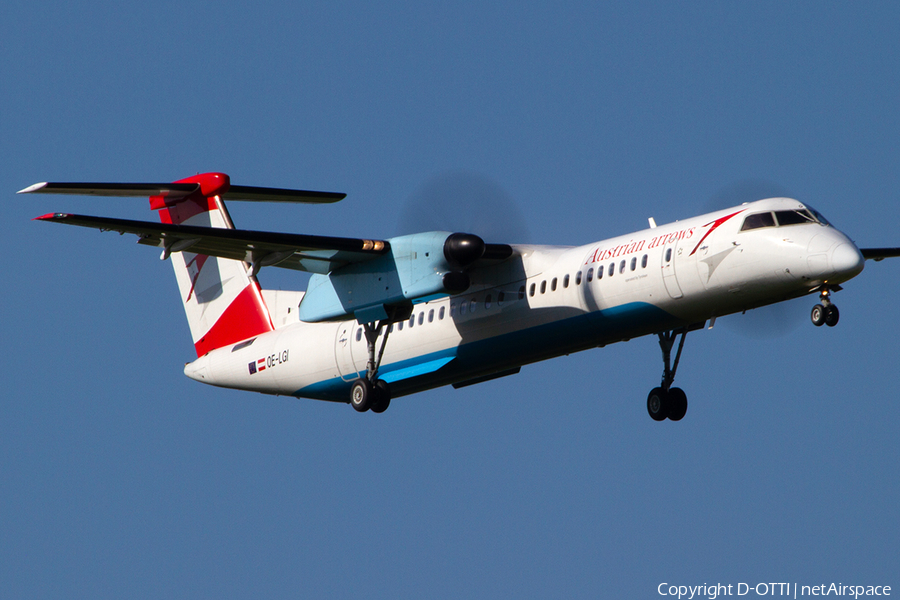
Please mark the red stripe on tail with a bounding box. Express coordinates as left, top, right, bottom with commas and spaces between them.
193, 282, 275, 356
151, 173, 275, 357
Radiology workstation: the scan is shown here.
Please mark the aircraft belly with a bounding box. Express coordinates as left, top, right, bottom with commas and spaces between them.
293, 300, 679, 401
392, 301, 678, 397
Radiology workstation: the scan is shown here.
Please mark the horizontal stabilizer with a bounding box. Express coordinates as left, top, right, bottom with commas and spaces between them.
34, 213, 388, 275
18, 181, 345, 204
19, 181, 197, 198
225, 185, 345, 203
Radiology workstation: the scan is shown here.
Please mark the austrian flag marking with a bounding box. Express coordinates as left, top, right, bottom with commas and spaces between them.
248, 350, 290, 375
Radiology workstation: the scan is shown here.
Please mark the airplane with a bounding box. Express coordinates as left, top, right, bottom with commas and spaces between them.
22, 172, 900, 420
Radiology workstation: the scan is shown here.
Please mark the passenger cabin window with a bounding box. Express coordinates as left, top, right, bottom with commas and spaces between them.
630, 257, 637, 271
518, 285, 526, 300
428, 309, 434, 322
586, 268, 593, 282
485, 294, 492, 309
540, 281, 546, 294
418, 312, 424, 325
551, 278, 557, 292
498, 292, 505, 306
740, 212, 776, 231
664, 248, 672, 262
469, 298, 477, 313
439, 306, 445, 320
563, 274, 570, 288
356, 328, 362, 342
608, 263, 615, 277
597, 265, 603, 280
642, 254, 648, 268
619, 260, 626, 274
530, 283, 536, 297
576, 271, 582, 285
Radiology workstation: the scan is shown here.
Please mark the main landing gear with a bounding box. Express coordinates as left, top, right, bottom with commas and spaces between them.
647, 329, 689, 422
349, 320, 394, 414
810, 287, 840, 327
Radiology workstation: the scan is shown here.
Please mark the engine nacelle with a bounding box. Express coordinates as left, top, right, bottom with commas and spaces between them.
298, 231, 484, 323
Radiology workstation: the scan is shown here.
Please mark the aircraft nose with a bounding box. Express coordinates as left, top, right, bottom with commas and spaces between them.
830, 242, 865, 279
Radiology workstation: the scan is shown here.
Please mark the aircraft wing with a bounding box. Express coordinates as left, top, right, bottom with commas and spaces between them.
34, 213, 388, 274
861, 248, 900, 261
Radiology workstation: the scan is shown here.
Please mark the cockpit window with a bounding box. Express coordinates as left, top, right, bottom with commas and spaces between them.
803, 204, 831, 226
774, 209, 816, 226
740, 212, 776, 231
741, 207, 830, 232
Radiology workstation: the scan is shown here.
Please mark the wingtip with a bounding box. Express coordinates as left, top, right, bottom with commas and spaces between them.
33, 212, 70, 221
18, 182, 48, 194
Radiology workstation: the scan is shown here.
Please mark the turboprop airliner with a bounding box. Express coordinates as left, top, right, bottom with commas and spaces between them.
22, 172, 900, 420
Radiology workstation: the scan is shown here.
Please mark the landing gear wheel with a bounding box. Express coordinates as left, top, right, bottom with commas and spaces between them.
647, 387, 669, 421
667, 387, 688, 421
649, 330, 690, 421
811, 304, 827, 327
825, 304, 840, 327
370, 379, 391, 413
350, 378, 373, 412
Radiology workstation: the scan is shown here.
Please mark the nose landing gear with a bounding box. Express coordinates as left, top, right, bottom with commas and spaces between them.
811, 287, 840, 327
647, 330, 689, 422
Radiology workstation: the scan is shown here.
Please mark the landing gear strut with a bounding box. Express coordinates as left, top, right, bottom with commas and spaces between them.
350, 320, 395, 413
647, 329, 688, 422
811, 287, 840, 327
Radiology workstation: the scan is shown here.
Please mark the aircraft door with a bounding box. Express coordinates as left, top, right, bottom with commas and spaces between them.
661, 238, 684, 299
334, 322, 360, 382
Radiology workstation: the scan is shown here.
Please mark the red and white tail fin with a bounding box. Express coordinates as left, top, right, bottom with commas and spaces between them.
152, 173, 274, 356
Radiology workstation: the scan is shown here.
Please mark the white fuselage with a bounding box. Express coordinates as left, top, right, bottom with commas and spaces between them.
183, 198, 864, 402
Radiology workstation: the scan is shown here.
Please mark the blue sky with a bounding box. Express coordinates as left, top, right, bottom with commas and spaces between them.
2, 2, 898, 598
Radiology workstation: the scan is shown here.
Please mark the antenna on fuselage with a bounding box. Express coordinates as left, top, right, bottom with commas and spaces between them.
648, 217, 657, 229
